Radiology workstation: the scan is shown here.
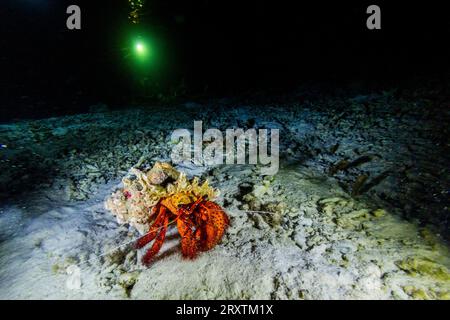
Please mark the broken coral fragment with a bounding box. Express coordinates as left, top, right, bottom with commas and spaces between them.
396, 257, 450, 282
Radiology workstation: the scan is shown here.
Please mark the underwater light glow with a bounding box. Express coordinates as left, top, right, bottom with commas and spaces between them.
125, 33, 165, 71
136, 42, 145, 54
133, 39, 152, 63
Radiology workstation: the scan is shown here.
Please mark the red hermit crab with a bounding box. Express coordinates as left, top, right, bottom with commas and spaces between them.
135, 194, 229, 265
105, 162, 229, 265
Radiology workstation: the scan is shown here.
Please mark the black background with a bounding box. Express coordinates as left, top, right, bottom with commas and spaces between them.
1, 0, 449, 119
0, 300, 443, 317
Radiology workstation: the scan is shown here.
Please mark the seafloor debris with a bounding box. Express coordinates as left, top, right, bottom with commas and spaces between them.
328, 155, 374, 176
328, 159, 350, 175
351, 174, 369, 196
396, 257, 450, 282
105, 162, 229, 265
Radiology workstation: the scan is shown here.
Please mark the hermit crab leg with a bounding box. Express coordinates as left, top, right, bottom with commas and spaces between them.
177, 215, 198, 259
135, 205, 164, 249
142, 209, 169, 265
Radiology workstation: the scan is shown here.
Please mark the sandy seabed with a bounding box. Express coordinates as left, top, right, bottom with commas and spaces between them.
1, 91, 449, 299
